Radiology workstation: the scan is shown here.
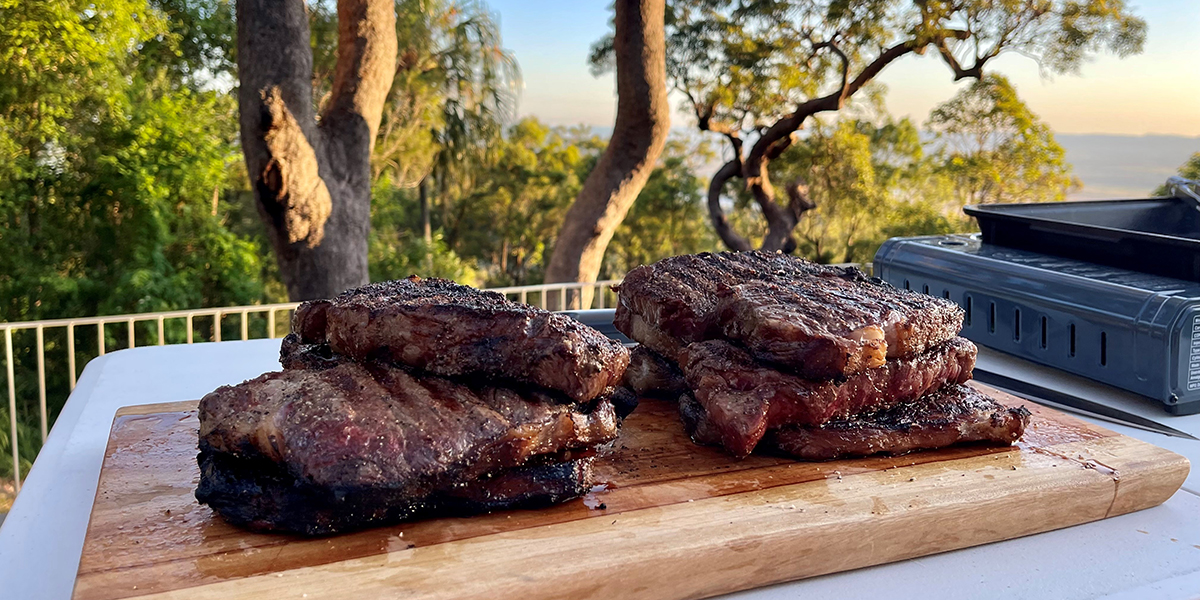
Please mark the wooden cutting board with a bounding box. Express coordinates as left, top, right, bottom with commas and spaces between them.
72, 383, 1189, 600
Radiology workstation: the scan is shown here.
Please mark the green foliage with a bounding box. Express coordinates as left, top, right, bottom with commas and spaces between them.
371, 118, 597, 287
0, 1, 270, 481
761, 76, 1066, 265
927, 74, 1079, 205
366, 119, 720, 287
766, 116, 967, 264
369, 177, 480, 284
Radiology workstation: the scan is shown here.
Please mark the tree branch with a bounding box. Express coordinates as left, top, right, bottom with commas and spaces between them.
784, 177, 815, 220
707, 159, 753, 251
321, 0, 398, 156
812, 40, 851, 108
744, 38, 919, 183
930, 28, 983, 80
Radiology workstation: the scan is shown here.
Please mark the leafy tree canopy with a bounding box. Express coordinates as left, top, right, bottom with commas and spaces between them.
928, 74, 1079, 205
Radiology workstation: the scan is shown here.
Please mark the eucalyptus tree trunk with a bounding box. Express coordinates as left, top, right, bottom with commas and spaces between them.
237, 0, 396, 300
544, 0, 670, 309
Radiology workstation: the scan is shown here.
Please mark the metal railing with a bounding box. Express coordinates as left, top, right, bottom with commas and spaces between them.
0, 279, 622, 495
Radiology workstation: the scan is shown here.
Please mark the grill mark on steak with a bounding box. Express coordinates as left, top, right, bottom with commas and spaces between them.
717, 279, 963, 377
197, 450, 594, 536
196, 362, 619, 526
679, 337, 977, 457
680, 384, 1029, 460
291, 276, 629, 402
614, 252, 962, 377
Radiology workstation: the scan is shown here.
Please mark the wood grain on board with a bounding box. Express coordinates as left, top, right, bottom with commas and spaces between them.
72, 383, 1189, 600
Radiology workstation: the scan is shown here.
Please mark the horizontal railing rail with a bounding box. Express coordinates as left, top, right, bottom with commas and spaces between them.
0, 279, 624, 496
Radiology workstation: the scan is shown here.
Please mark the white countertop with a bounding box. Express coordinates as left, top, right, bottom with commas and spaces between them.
1, 340, 1197, 599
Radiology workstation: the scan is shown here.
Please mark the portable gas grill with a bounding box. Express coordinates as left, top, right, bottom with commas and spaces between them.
873, 178, 1200, 416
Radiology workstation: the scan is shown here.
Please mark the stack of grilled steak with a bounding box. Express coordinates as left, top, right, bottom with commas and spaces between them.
196, 276, 629, 535
616, 252, 1029, 459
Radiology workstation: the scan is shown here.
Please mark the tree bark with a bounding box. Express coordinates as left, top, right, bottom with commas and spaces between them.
544, 0, 670, 308
706, 159, 752, 251
238, 0, 396, 300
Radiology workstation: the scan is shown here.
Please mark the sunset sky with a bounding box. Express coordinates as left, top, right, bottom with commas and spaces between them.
488, 0, 1200, 137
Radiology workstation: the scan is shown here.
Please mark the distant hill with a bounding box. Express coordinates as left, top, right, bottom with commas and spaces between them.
1058, 134, 1200, 200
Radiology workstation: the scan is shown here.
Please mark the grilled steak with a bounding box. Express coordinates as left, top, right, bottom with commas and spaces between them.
679, 337, 977, 457
623, 345, 688, 398
762, 385, 1030, 459
615, 252, 962, 377
291, 276, 629, 402
681, 384, 1028, 460
716, 278, 963, 377
196, 361, 618, 534
198, 450, 594, 535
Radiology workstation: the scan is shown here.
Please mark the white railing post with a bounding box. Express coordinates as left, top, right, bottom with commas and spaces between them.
240, 310, 249, 341
186, 314, 194, 344
267, 309, 276, 339
157, 316, 165, 346
67, 323, 76, 391
97, 323, 105, 356
213, 312, 222, 343
5, 327, 19, 492
127, 318, 135, 350
36, 326, 46, 443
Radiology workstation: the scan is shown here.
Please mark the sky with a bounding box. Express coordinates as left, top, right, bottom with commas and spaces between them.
487, 0, 1200, 137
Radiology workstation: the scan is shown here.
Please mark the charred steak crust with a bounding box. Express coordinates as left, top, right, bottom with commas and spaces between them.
197, 449, 594, 536
679, 337, 977, 457
680, 384, 1029, 460
196, 362, 618, 504
291, 276, 629, 402
763, 384, 1031, 460
279, 333, 343, 371
614, 252, 963, 376
623, 345, 688, 398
